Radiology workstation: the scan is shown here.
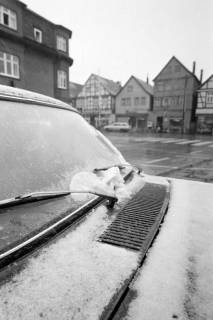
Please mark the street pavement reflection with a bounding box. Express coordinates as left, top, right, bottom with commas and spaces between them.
103, 132, 213, 183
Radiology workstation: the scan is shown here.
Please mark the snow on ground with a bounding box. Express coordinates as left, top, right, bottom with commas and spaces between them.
125, 178, 213, 320
0, 172, 145, 320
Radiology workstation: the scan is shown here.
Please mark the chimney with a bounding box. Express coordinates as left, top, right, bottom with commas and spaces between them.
200, 69, 203, 83
192, 61, 196, 74
146, 74, 149, 84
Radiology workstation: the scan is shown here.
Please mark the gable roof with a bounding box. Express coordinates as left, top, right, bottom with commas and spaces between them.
91, 74, 121, 95
153, 56, 200, 83
198, 74, 213, 90
117, 75, 153, 96
134, 76, 153, 95
69, 82, 83, 98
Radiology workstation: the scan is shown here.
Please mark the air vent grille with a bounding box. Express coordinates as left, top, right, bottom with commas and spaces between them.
99, 182, 169, 251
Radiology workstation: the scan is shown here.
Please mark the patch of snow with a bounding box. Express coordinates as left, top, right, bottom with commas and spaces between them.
0, 206, 139, 320
69, 171, 116, 202
69, 167, 141, 204
125, 178, 213, 320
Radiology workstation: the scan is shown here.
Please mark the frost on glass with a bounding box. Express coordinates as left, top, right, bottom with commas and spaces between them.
0, 101, 123, 201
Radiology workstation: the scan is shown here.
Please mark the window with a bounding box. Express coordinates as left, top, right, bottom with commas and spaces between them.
0, 6, 17, 30
34, 28, 42, 43
126, 97, 131, 106
0, 52, 19, 78
121, 98, 126, 106
141, 97, 146, 105
156, 81, 164, 91
154, 97, 161, 107
162, 97, 169, 106
127, 85, 133, 92
57, 70, 67, 89
57, 36, 67, 52
207, 92, 213, 104
134, 97, 139, 106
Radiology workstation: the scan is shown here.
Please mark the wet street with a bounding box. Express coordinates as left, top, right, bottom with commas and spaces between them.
104, 132, 213, 183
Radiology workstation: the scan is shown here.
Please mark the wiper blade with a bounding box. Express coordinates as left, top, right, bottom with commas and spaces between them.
0, 189, 117, 209
0, 191, 71, 208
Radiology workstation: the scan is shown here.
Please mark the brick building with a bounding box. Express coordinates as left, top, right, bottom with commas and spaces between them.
115, 75, 153, 130
153, 56, 201, 133
196, 74, 213, 134
76, 74, 121, 127
0, 0, 73, 102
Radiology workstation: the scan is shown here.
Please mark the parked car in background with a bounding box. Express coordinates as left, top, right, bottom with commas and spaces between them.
0, 85, 213, 320
103, 121, 131, 132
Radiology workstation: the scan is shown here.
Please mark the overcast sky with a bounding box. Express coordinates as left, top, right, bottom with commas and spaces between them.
25, 0, 213, 85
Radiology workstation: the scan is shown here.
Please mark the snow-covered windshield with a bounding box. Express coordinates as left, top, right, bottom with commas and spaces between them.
0, 101, 124, 201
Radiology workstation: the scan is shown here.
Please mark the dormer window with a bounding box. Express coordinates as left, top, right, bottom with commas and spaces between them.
56, 36, 67, 52
34, 28, 42, 43
0, 6, 17, 30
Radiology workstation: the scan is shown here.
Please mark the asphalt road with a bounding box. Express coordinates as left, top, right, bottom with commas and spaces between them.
103, 132, 213, 183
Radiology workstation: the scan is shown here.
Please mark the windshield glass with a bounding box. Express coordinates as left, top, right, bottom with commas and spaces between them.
0, 101, 124, 201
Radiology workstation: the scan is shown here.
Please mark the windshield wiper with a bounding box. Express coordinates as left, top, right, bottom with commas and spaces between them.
0, 189, 117, 209
0, 191, 71, 209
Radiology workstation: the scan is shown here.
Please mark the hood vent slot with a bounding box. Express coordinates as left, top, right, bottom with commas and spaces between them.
99, 182, 169, 251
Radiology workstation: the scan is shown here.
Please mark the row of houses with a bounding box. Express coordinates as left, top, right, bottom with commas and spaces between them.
71, 57, 213, 134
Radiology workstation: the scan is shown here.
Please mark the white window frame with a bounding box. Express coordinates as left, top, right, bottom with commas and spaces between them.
0, 52, 19, 78
34, 28, 42, 43
56, 36, 67, 52
57, 70, 67, 89
0, 6, 17, 30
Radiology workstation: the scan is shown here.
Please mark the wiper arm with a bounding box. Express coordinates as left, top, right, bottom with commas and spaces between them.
0, 191, 71, 209
0, 190, 117, 209
93, 164, 126, 173
93, 163, 143, 174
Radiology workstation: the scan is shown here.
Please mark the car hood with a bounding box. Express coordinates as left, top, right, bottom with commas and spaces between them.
0, 176, 212, 319
123, 177, 213, 320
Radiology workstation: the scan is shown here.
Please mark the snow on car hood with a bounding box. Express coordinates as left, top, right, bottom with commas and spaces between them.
0, 171, 145, 320
125, 177, 213, 320
1, 174, 210, 320
69, 166, 137, 203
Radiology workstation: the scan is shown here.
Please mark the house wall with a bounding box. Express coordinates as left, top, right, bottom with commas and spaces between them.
0, 0, 24, 36
153, 58, 200, 133
0, 0, 72, 101
115, 77, 152, 130
76, 74, 116, 127
24, 49, 54, 96
196, 76, 213, 134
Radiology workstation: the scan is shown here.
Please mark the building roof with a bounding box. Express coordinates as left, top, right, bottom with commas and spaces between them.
69, 82, 83, 98
133, 76, 153, 95
92, 74, 121, 95
117, 75, 153, 96
153, 56, 200, 83
198, 74, 213, 90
